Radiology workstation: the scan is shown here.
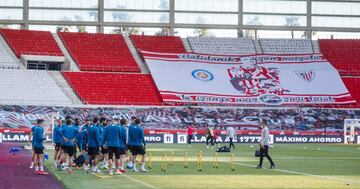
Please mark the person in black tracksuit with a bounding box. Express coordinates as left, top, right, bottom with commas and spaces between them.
257, 119, 275, 169
205, 125, 214, 149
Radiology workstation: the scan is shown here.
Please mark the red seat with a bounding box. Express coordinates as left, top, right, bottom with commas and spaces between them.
59, 32, 140, 72
342, 77, 360, 107
63, 72, 162, 105
0, 29, 63, 57
319, 39, 360, 76
130, 35, 186, 53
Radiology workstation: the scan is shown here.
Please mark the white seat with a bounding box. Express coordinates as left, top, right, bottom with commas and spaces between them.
0, 69, 71, 106
0, 40, 18, 69
188, 37, 256, 55
259, 39, 314, 54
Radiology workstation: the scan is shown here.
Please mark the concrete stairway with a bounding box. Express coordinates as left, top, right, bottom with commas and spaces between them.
181, 38, 192, 52
0, 34, 25, 69
48, 71, 82, 105
312, 40, 321, 53
253, 40, 263, 54
123, 35, 149, 73
52, 33, 80, 71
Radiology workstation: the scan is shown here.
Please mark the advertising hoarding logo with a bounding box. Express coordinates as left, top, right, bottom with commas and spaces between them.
164, 134, 174, 144
177, 134, 187, 144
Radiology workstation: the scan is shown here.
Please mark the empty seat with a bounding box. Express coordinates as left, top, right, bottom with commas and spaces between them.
0, 69, 71, 106
0, 29, 63, 57
0, 39, 18, 69
342, 77, 360, 105
63, 72, 162, 105
260, 39, 314, 54
0, 64, 19, 69
188, 37, 256, 55
319, 39, 360, 76
59, 32, 139, 72
130, 35, 186, 53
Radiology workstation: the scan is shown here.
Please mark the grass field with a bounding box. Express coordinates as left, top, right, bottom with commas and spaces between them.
44, 143, 360, 189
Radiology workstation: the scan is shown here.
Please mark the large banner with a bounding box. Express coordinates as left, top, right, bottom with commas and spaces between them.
1, 132, 345, 144
143, 51, 354, 105
1, 105, 360, 133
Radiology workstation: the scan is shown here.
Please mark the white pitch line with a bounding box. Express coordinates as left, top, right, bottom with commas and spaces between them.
150, 156, 360, 160
227, 161, 360, 185
271, 157, 360, 160
122, 174, 160, 189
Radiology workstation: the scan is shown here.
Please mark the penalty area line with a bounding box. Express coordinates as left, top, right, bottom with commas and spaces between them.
122, 174, 160, 189
224, 161, 360, 185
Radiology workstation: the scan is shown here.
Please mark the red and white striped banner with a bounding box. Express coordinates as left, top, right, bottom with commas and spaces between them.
142, 51, 355, 105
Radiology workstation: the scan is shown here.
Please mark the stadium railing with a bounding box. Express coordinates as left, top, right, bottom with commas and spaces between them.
68, 100, 360, 109
15, 52, 64, 57
0, 99, 72, 106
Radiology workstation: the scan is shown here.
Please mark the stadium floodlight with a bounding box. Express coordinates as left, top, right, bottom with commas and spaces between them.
343, 119, 360, 144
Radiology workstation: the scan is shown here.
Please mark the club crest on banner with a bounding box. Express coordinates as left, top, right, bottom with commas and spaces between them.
191, 69, 214, 81
295, 70, 315, 82
228, 57, 289, 95
258, 94, 283, 105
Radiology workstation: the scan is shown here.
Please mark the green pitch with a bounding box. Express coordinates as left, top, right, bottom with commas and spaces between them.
44, 144, 360, 189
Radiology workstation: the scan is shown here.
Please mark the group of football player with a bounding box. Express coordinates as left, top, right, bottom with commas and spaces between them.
29, 115, 148, 175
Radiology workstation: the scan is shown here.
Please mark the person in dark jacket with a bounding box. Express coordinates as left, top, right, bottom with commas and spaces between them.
61, 119, 79, 174
32, 119, 48, 175
84, 117, 101, 173
104, 118, 126, 175
53, 119, 63, 168
257, 119, 275, 169
128, 118, 148, 173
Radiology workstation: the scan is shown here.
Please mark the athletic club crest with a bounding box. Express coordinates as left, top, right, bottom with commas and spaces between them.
295, 70, 315, 82
228, 57, 289, 95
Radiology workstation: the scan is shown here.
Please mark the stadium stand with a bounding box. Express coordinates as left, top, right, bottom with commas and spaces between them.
63, 72, 163, 105
188, 37, 256, 55
259, 39, 314, 54
0, 29, 63, 57
59, 32, 140, 72
0, 69, 71, 106
0, 40, 19, 69
342, 77, 360, 105
0, 26, 357, 108
319, 39, 360, 76
130, 35, 186, 53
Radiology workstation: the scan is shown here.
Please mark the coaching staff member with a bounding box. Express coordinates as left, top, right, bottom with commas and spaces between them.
257, 119, 275, 169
